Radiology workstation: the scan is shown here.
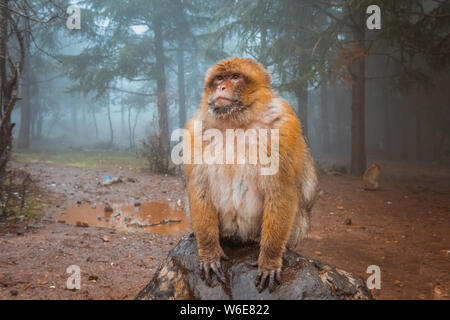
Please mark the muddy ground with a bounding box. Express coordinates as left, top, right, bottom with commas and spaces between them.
0, 156, 449, 300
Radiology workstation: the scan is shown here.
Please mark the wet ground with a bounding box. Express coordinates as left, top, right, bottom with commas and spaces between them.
0, 157, 449, 299
58, 201, 190, 236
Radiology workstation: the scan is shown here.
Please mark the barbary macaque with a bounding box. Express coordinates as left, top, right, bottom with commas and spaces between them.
184, 57, 318, 292
363, 164, 381, 190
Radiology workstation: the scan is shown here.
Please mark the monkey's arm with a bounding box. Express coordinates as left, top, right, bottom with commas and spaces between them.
186, 170, 227, 284
256, 104, 305, 292
256, 184, 299, 292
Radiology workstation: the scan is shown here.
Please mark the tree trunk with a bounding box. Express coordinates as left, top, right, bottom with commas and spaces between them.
0, 0, 7, 102
415, 105, 422, 162
106, 93, 114, 146
18, 67, 30, 148
296, 83, 309, 140
132, 109, 140, 149
350, 11, 367, 175
381, 83, 391, 159
91, 108, 98, 140
320, 78, 330, 155
0, 0, 11, 180
128, 106, 133, 149
175, 1, 187, 128
153, 15, 169, 172
176, 41, 186, 128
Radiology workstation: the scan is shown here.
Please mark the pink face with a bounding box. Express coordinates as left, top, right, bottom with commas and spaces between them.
212, 73, 244, 107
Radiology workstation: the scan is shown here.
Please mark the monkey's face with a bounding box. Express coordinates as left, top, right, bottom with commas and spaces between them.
208, 73, 246, 117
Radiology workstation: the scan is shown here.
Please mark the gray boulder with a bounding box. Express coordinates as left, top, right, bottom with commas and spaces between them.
135, 233, 372, 300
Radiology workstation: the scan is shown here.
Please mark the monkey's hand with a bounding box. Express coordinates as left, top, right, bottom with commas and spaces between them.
198, 249, 228, 285
255, 263, 282, 293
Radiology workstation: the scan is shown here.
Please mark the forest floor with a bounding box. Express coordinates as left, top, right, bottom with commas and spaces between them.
0, 150, 449, 300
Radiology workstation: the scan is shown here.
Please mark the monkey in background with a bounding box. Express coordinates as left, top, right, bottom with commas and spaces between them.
363, 164, 381, 190
184, 57, 318, 292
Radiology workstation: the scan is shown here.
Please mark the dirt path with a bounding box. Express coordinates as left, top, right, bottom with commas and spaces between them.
0, 160, 449, 299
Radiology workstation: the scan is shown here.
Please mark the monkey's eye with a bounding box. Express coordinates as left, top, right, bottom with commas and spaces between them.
216, 75, 224, 82
231, 74, 241, 80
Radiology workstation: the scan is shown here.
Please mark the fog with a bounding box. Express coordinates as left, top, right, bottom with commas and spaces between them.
3, 0, 449, 172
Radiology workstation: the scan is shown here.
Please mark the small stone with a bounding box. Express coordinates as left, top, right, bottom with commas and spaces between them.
76, 221, 89, 228
10, 290, 18, 296
88, 275, 99, 281
104, 204, 113, 213
344, 218, 352, 225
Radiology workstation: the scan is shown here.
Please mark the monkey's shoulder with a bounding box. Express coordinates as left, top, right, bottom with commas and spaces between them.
258, 97, 298, 128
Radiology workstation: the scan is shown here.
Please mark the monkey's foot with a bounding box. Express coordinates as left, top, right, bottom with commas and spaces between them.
255, 267, 281, 293
199, 253, 229, 285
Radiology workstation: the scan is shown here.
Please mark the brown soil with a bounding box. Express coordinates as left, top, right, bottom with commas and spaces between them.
0, 160, 448, 300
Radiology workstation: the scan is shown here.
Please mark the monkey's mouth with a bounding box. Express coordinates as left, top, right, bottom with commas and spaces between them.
215, 96, 234, 104
209, 102, 244, 116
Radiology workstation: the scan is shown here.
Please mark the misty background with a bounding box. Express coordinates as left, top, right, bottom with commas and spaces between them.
2, 0, 449, 176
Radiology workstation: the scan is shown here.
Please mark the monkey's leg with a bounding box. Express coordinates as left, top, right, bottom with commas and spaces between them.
188, 185, 228, 285
256, 193, 299, 293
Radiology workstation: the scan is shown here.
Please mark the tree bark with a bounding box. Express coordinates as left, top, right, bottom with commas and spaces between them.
381, 82, 391, 159
106, 92, 114, 146
296, 83, 309, 140
350, 10, 367, 175
320, 78, 330, 154
0, 0, 10, 180
176, 41, 186, 128
153, 14, 169, 172
18, 67, 30, 148
128, 106, 132, 149
175, 0, 187, 128
91, 108, 98, 140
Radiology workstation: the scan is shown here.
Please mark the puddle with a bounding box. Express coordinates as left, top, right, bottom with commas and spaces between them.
57, 201, 190, 236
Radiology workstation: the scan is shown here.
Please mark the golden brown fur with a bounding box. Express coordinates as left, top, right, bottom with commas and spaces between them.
184, 57, 317, 292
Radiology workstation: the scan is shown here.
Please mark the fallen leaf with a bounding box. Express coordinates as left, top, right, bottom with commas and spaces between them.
434, 287, 443, 298
146, 256, 155, 261
101, 235, 110, 242
23, 283, 32, 291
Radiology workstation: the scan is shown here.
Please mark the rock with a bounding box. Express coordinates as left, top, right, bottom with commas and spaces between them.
135, 233, 372, 300
88, 275, 99, 281
75, 221, 89, 228
344, 218, 352, 225
102, 176, 122, 186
